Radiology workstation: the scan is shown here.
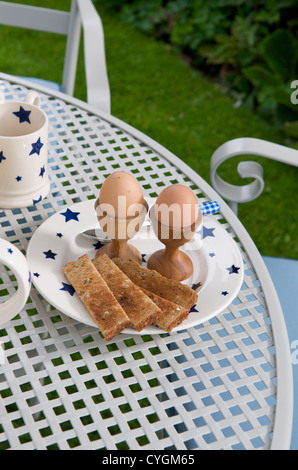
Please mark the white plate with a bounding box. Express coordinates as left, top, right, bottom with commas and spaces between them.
26, 200, 244, 335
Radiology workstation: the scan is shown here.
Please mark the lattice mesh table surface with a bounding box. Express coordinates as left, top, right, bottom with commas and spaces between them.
0, 79, 284, 450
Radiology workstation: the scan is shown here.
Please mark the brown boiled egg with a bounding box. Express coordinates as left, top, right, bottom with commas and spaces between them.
99, 171, 145, 218
154, 184, 199, 227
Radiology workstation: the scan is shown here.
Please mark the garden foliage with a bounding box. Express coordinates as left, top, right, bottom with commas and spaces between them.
104, 0, 298, 136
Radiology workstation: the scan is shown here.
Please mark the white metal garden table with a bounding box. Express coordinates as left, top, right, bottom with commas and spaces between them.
0, 73, 293, 450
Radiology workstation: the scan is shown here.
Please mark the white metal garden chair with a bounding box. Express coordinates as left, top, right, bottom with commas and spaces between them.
0, 0, 110, 113
210, 137, 298, 449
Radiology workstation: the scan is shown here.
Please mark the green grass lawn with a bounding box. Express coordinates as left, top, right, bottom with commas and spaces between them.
0, 0, 297, 259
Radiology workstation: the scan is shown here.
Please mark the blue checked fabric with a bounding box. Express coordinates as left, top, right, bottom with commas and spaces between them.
199, 201, 220, 215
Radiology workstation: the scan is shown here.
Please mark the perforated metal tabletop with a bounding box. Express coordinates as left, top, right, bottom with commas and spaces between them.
0, 74, 293, 450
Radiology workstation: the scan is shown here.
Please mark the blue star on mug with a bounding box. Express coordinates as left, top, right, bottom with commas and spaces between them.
29, 137, 44, 156
32, 195, 42, 205
39, 165, 46, 177
13, 106, 31, 124
0, 151, 6, 163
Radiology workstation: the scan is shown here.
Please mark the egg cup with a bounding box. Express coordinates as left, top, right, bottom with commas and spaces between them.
147, 205, 203, 281
94, 198, 148, 265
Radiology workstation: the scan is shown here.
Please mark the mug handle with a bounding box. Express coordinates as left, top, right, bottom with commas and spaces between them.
24, 91, 41, 108
0, 239, 31, 326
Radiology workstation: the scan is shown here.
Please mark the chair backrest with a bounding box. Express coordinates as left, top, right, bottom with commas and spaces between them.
0, 0, 110, 113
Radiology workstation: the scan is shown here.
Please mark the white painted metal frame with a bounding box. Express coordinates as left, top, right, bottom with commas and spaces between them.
0, 0, 110, 113
210, 137, 298, 214
0, 73, 293, 450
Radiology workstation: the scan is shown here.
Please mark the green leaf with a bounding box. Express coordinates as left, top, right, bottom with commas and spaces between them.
269, 0, 297, 12
254, 9, 280, 24
199, 43, 235, 65
271, 84, 298, 108
261, 29, 298, 81
242, 64, 279, 87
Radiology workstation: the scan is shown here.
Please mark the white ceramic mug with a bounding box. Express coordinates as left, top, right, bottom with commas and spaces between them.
0, 91, 50, 208
0, 238, 31, 326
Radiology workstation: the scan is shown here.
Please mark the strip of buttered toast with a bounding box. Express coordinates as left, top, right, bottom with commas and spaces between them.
113, 258, 198, 310
140, 287, 189, 332
63, 254, 131, 341
92, 253, 161, 331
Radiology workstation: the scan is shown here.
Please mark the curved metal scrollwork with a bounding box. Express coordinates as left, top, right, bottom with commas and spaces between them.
210, 138, 298, 214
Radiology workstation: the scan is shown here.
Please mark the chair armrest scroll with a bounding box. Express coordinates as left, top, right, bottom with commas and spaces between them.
210, 137, 298, 213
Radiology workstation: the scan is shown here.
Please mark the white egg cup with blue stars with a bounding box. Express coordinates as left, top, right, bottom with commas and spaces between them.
0, 91, 50, 208
0, 238, 31, 326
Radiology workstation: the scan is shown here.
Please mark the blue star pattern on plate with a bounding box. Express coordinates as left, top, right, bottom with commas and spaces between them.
0, 151, 6, 163
56, 233, 63, 238
7, 248, 13, 254
13, 106, 31, 124
198, 226, 215, 239
189, 304, 199, 313
191, 281, 202, 290
26, 201, 244, 333
227, 264, 240, 274
43, 249, 57, 260
60, 282, 76, 296
61, 208, 80, 222
93, 241, 104, 250
29, 137, 44, 156
16, 176, 22, 182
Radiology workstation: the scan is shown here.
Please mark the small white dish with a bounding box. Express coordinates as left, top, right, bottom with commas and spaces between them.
0, 238, 31, 326
26, 200, 244, 335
